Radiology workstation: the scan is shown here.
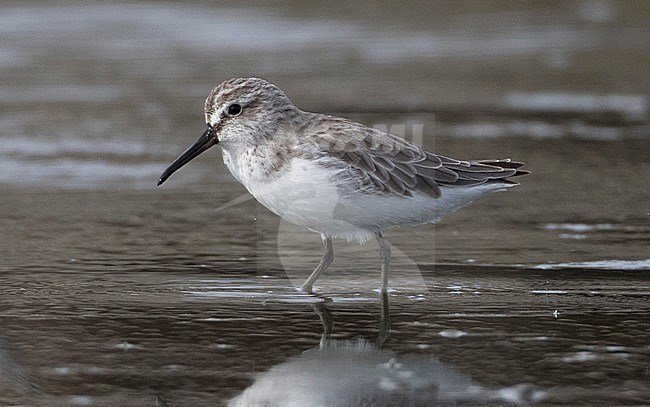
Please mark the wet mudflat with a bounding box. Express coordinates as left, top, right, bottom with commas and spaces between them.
1, 263, 650, 406
1, 1, 649, 406
1, 135, 649, 406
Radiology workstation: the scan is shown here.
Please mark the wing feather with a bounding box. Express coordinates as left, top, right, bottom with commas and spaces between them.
299, 114, 527, 198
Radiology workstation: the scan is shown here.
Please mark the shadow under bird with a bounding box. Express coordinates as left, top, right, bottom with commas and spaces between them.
157, 77, 527, 293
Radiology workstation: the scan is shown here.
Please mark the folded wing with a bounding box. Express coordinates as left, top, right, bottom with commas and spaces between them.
301, 115, 527, 199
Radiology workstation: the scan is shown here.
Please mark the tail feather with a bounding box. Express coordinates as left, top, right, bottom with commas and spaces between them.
439, 158, 529, 187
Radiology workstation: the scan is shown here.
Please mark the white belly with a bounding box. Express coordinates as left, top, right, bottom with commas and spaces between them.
226, 154, 374, 241
223, 151, 511, 242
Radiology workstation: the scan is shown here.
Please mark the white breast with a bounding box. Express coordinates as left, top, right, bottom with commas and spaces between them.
224, 150, 375, 242
222, 148, 513, 243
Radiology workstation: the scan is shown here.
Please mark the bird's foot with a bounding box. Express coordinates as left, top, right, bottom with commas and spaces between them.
299, 283, 314, 294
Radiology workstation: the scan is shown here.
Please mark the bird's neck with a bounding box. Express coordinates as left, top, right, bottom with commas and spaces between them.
221, 140, 297, 186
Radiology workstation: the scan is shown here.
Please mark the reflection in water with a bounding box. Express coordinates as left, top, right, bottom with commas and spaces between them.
0, 329, 39, 399
156, 395, 171, 407
0, 1, 648, 405
229, 293, 544, 407
1, 269, 649, 405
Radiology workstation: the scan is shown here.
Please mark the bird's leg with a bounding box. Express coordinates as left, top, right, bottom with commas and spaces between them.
375, 231, 391, 292
378, 289, 391, 347
300, 235, 334, 293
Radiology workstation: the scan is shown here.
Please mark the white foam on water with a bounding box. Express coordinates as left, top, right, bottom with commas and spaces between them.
439, 329, 468, 339
0, 84, 125, 103
444, 119, 646, 140
561, 351, 599, 363
0, 134, 194, 189
69, 396, 94, 407
534, 260, 650, 271
542, 223, 644, 232
114, 341, 141, 350
506, 92, 648, 119
0, 4, 359, 61
0, 136, 163, 156
0, 156, 171, 189
52, 366, 72, 375
559, 233, 588, 240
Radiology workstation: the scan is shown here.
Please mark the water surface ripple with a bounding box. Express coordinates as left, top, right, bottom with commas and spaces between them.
1, 1, 649, 406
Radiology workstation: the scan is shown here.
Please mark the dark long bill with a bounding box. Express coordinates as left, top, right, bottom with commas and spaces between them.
157, 126, 218, 186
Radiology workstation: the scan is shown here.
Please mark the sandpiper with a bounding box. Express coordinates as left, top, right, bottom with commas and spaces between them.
158, 77, 527, 293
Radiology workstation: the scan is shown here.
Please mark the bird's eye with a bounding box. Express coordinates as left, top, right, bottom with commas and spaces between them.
227, 104, 242, 116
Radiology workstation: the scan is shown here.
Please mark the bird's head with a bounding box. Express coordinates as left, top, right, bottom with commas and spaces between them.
157, 77, 296, 186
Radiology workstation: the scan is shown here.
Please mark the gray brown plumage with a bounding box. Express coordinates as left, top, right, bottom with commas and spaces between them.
158, 77, 528, 293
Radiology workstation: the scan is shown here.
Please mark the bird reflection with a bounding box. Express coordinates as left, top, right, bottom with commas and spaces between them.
229, 292, 543, 406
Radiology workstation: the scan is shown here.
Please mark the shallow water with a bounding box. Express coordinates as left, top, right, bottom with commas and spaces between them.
2, 264, 650, 406
1, 1, 649, 406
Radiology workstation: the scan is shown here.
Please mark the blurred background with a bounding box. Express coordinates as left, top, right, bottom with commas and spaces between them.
1, 0, 648, 189
1, 1, 649, 406
1, 0, 648, 261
